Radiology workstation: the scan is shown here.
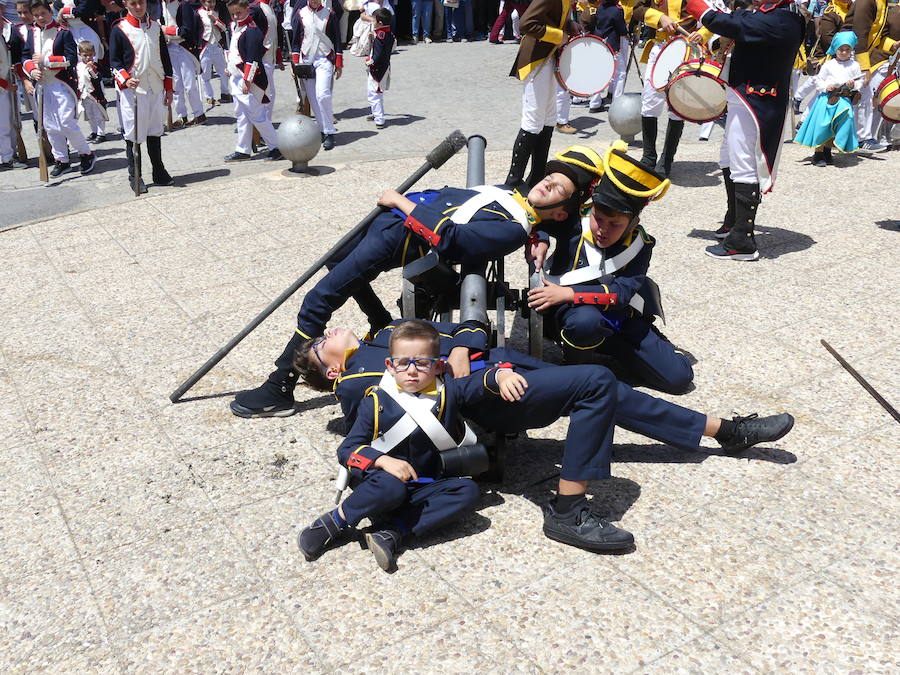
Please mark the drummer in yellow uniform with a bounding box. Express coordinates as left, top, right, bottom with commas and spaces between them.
632, 0, 714, 177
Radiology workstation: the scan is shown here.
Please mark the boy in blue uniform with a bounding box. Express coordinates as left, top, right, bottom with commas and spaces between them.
297, 320, 518, 570
231, 146, 605, 419
527, 142, 694, 395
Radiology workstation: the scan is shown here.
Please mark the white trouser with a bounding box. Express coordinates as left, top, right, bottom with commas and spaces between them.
641, 42, 680, 120
40, 80, 90, 161
367, 73, 385, 124
118, 87, 165, 143
512, 8, 520, 36
303, 55, 335, 134
263, 60, 276, 119
555, 82, 570, 124
698, 119, 715, 139
857, 62, 889, 141
230, 73, 279, 153
789, 68, 801, 97
169, 44, 203, 117
590, 45, 630, 108
82, 97, 107, 135
0, 89, 13, 162
794, 73, 817, 104
520, 58, 557, 132
719, 88, 760, 185
200, 44, 230, 98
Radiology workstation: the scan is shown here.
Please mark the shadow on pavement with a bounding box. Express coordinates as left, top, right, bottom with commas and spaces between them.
687, 225, 815, 258
384, 114, 425, 128
669, 160, 722, 187
335, 106, 371, 120
876, 219, 899, 231
334, 130, 378, 146
175, 168, 231, 186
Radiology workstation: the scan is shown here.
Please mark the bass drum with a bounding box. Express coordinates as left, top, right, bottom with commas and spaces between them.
876, 72, 900, 123
666, 58, 727, 123
556, 35, 617, 97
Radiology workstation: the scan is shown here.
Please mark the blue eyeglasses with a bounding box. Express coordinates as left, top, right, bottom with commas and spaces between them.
388, 357, 440, 372
310, 336, 328, 370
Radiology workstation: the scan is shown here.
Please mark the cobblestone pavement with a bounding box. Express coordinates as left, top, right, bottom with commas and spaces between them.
2, 37, 899, 673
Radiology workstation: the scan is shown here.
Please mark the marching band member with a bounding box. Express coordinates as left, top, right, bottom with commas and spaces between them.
230, 149, 600, 419
505, 0, 580, 188
845, 0, 896, 149
685, 0, 805, 261
290, 0, 342, 150
579, 0, 628, 112
108, 0, 174, 191
632, 0, 713, 177
21, 0, 96, 176
197, 0, 230, 103
75, 39, 108, 142
223, 0, 281, 160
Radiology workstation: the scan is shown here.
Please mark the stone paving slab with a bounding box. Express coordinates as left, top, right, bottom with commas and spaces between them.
1, 131, 899, 671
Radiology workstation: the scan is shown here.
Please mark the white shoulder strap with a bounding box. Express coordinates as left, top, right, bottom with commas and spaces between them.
450, 185, 531, 234
547, 220, 645, 287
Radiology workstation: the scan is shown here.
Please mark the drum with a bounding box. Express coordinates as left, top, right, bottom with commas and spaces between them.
649, 37, 692, 90
876, 73, 900, 123
556, 35, 617, 98
666, 58, 727, 123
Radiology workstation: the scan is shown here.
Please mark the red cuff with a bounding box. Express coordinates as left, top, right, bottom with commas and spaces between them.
24, 60, 38, 75
164, 25, 178, 36
347, 452, 375, 471
60, 6, 75, 18
291, 51, 300, 65
163, 76, 173, 91
335, 53, 343, 68
114, 68, 131, 87
276, 48, 283, 64
47, 55, 68, 68
0, 78, 8, 89
403, 215, 441, 246
685, 0, 712, 20
573, 292, 618, 305
495, 362, 513, 369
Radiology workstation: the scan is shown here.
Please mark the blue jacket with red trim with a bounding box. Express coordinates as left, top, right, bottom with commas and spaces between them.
546, 222, 655, 311
108, 15, 174, 89
368, 25, 392, 81
174, 0, 203, 57
289, 1, 343, 68
334, 320, 491, 425
20, 23, 79, 92
233, 20, 270, 98
337, 369, 507, 480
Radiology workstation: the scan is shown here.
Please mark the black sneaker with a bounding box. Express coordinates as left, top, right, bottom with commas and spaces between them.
543, 501, 634, 552
297, 511, 346, 561
224, 151, 252, 162
50, 161, 71, 177
95, 134, 106, 143
704, 243, 759, 261
230, 380, 297, 418
1, 159, 27, 170
322, 134, 335, 151
86, 132, 98, 142
713, 224, 732, 240
79, 152, 96, 175
812, 151, 827, 167
219, 93, 233, 103
365, 529, 401, 571
718, 413, 795, 454
265, 148, 283, 161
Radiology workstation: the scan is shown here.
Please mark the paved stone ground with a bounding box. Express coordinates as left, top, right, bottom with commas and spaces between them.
2, 38, 900, 673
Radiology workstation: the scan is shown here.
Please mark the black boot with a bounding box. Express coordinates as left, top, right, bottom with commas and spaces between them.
526, 125, 554, 188
124, 140, 147, 194
654, 119, 683, 177
714, 167, 736, 239
146, 135, 174, 185
230, 331, 307, 417
505, 128, 538, 189
640, 116, 658, 168
706, 183, 760, 260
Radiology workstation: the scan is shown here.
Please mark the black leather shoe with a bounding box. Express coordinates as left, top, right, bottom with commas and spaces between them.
718, 413, 795, 453
298, 512, 346, 561
365, 529, 401, 571
543, 501, 634, 552
265, 148, 284, 161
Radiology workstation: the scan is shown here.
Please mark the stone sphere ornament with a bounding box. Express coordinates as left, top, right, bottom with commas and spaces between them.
607, 92, 643, 144
276, 114, 321, 173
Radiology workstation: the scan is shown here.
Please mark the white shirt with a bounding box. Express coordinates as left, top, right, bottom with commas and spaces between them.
816, 57, 863, 92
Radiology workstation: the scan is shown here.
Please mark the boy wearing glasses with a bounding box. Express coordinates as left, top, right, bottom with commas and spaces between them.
297, 320, 527, 571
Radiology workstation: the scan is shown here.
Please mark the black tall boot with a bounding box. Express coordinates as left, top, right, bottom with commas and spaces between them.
714, 167, 736, 239
640, 116, 658, 168
146, 135, 174, 185
124, 140, 146, 194
706, 182, 760, 260
231, 331, 308, 417
526, 125, 554, 188
505, 128, 538, 189
654, 119, 683, 177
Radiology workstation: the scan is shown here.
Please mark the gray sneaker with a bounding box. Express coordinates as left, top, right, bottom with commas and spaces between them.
543, 501, 634, 552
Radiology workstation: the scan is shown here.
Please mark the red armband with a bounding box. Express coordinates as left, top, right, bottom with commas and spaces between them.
403, 215, 441, 246
573, 292, 618, 306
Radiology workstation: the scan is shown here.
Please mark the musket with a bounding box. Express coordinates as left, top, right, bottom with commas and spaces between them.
133, 90, 142, 196
36, 82, 48, 182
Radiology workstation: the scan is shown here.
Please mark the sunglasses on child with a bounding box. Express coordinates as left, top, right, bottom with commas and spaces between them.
388, 357, 440, 372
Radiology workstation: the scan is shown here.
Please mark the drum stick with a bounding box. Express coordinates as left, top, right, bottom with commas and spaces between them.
821, 340, 900, 424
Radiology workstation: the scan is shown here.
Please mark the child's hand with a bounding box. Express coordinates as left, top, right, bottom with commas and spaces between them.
446, 346, 470, 378
526, 239, 549, 270
497, 370, 528, 402
373, 455, 418, 482
527, 278, 574, 312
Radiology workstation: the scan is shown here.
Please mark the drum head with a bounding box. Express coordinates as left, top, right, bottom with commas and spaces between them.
650, 38, 689, 90
556, 35, 617, 97
666, 70, 727, 123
